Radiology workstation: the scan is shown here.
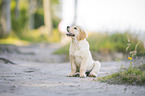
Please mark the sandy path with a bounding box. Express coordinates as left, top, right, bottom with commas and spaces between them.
0, 43, 145, 96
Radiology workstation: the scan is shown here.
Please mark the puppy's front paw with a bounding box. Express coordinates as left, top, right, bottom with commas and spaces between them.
67, 73, 75, 77
80, 73, 86, 78
89, 73, 97, 77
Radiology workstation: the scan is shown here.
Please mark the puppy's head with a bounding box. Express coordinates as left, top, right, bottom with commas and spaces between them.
66, 26, 88, 41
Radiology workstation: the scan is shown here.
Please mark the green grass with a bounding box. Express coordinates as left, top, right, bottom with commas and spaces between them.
98, 64, 145, 86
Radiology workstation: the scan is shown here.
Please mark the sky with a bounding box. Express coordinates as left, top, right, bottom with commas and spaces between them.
59, 0, 145, 34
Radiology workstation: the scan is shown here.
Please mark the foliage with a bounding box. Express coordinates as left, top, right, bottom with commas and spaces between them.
34, 9, 44, 29
11, 0, 28, 36
11, 8, 28, 36
9, 0, 61, 40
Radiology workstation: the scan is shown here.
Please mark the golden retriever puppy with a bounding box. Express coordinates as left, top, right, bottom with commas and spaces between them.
66, 26, 101, 78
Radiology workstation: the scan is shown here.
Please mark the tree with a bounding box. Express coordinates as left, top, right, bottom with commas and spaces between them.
43, 0, 52, 36
0, 0, 11, 38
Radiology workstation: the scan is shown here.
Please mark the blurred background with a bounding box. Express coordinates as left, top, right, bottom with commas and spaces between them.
0, 0, 145, 61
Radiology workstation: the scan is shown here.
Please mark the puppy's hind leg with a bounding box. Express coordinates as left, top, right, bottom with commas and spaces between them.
89, 61, 101, 77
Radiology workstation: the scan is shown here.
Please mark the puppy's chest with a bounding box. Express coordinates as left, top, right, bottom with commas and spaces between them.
71, 40, 85, 51
74, 55, 82, 67
71, 42, 81, 51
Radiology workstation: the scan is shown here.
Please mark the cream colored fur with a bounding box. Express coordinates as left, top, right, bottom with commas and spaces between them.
66, 26, 101, 78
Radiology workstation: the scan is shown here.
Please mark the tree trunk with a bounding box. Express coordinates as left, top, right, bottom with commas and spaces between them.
15, 0, 19, 18
0, 0, 11, 38
43, 0, 52, 36
28, 0, 39, 30
28, 0, 35, 30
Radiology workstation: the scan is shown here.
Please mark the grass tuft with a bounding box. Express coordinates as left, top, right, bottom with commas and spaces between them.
98, 64, 145, 86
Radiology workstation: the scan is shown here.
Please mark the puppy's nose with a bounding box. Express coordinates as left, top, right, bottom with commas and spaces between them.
67, 26, 70, 29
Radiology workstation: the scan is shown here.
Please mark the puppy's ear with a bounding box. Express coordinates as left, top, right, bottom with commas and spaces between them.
77, 27, 88, 41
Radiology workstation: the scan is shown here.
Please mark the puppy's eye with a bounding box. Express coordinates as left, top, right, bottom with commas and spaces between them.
74, 27, 77, 30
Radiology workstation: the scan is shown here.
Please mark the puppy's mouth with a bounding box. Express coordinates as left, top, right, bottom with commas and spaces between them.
66, 32, 75, 37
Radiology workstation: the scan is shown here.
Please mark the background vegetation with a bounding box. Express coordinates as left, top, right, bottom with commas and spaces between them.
0, 0, 61, 44
54, 32, 145, 57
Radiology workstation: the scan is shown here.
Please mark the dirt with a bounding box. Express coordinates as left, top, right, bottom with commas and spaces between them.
0, 43, 145, 96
